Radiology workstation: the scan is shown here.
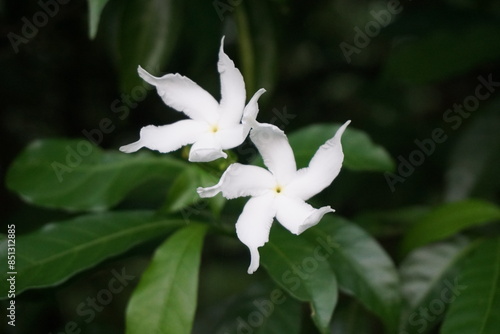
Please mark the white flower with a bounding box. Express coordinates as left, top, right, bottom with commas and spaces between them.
119, 37, 266, 162
197, 120, 351, 274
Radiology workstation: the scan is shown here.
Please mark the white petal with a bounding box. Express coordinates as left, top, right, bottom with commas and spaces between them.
275, 196, 334, 235
250, 123, 297, 185
242, 88, 266, 127
235, 194, 277, 274
217, 37, 246, 126
138, 66, 219, 124
286, 120, 350, 200
197, 163, 274, 199
119, 120, 206, 154
217, 124, 248, 150
189, 133, 227, 162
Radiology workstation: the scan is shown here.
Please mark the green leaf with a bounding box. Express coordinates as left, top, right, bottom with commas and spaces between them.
6, 139, 186, 211
87, 0, 111, 39
162, 167, 204, 213
207, 282, 302, 334
288, 123, 395, 172
401, 200, 500, 254
161, 166, 225, 216
441, 238, 500, 334
239, 0, 278, 98
399, 238, 472, 334
0, 211, 185, 297
383, 23, 500, 84
126, 224, 207, 334
330, 299, 379, 334
305, 216, 401, 333
445, 100, 500, 201
261, 226, 338, 334
355, 205, 430, 237
118, 0, 181, 92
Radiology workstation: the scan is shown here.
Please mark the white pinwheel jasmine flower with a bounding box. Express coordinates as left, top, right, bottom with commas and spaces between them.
197, 120, 351, 274
119, 37, 266, 162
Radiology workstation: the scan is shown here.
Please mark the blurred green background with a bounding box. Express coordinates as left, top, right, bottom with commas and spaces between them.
1, 0, 500, 333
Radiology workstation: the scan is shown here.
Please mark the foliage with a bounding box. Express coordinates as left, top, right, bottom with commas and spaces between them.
2, 0, 500, 333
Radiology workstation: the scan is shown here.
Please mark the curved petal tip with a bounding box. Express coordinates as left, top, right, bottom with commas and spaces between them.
119, 141, 143, 153
296, 206, 335, 234
247, 247, 261, 274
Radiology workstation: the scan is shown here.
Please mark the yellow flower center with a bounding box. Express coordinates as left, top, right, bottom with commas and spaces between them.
274, 185, 283, 194
210, 125, 219, 133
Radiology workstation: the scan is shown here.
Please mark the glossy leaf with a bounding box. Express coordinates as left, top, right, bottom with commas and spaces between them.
401, 200, 500, 254
261, 226, 338, 334
126, 224, 208, 334
118, 0, 181, 92
304, 216, 401, 332
161, 166, 225, 216
6, 139, 186, 211
399, 238, 472, 334
288, 123, 395, 172
0, 211, 185, 297
383, 23, 500, 84
87, 0, 111, 38
441, 238, 500, 334
205, 283, 302, 334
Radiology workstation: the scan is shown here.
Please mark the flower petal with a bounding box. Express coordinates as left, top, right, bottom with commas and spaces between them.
235, 194, 277, 274
138, 66, 219, 124
189, 133, 226, 162
119, 119, 206, 154
250, 123, 297, 185
216, 124, 248, 150
242, 88, 266, 127
286, 120, 350, 201
275, 196, 334, 235
217, 37, 246, 126
197, 163, 274, 199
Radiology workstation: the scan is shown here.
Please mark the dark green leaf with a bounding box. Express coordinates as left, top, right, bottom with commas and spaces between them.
126, 224, 208, 334
305, 216, 401, 333
401, 200, 500, 254
330, 299, 379, 334
261, 226, 338, 334
119, 0, 181, 91
445, 100, 500, 201
240, 0, 278, 98
161, 166, 225, 216
383, 23, 500, 84
205, 282, 302, 334
441, 238, 500, 334
162, 167, 203, 213
399, 238, 472, 334
6, 139, 186, 211
288, 123, 395, 172
0, 211, 185, 297
87, 0, 111, 39
355, 205, 430, 237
